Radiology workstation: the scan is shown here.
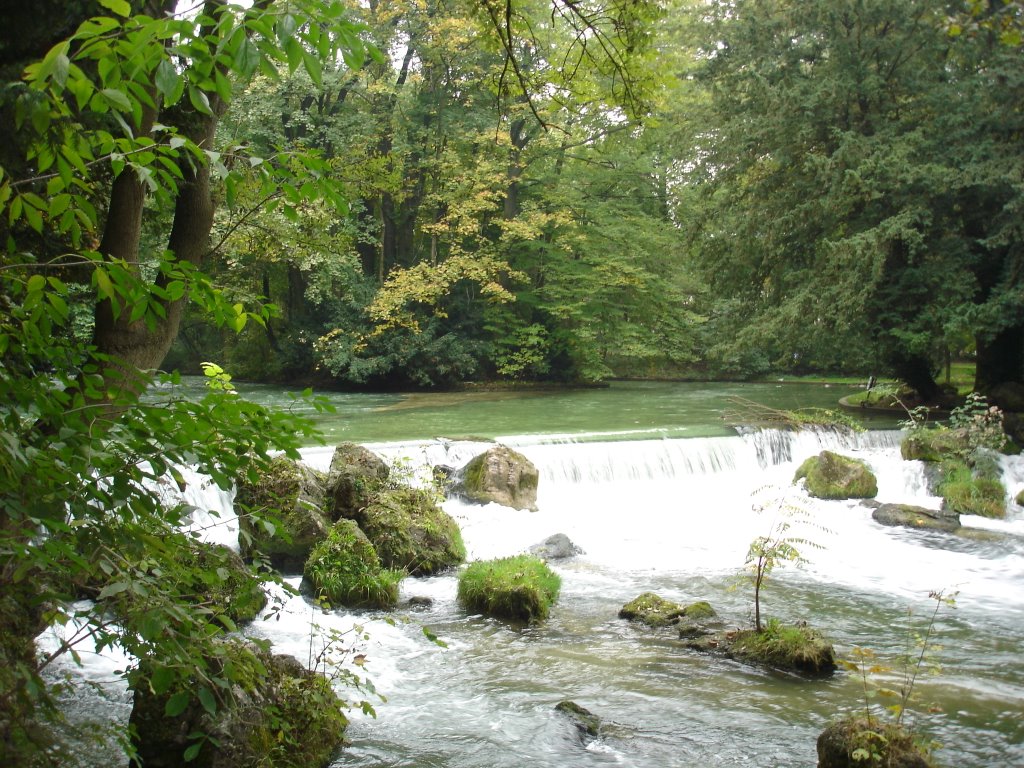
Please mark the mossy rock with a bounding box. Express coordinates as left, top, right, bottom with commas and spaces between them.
303, 519, 402, 610
178, 542, 268, 624
794, 451, 877, 500
900, 428, 971, 462
688, 620, 835, 677
69, 526, 266, 624
871, 503, 960, 533
817, 717, 934, 767
457, 555, 561, 624
129, 640, 347, 768
937, 459, 1006, 519
360, 487, 466, 576
554, 700, 601, 740
676, 601, 723, 637
325, 443, 390, 522
236, 456, 329, 572
619, 592, 686, 628
457, 444, 540, 511
729, 621, 835, 676
1016, 489, 1024, 506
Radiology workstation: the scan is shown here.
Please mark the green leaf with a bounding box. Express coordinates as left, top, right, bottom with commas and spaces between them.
155, 60, 182, 103
197, 686, 217, 717
98, 0, 132, 17
165, 691, 190, 717
101, 88, 132, 112
97, 581, 130, 599
151, 666, 176, 695
233, 37, 261, 78
183, 741, 203, 762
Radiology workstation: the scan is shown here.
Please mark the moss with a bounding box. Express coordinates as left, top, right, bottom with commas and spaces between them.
130, 641, 348, 768
325, 443, 389, 522
900, 428, 970, 462
135, 541, 269, 625
817, 717, 934, 768
795, 451, 877, 500
554, 700, 601, 738
682, 601, 716, 620
0, 584, 54, 766
236, 456, 329, 570
360, 488, 465, 576
457, 555, 561, 624
619, 592, 685, 627
729, 619, 836, 676
255, 659, 349, 767
937, 460, 1006, 518
304, 519, 402, 609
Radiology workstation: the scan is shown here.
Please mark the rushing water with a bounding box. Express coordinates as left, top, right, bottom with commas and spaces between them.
41, 383, 1024, 767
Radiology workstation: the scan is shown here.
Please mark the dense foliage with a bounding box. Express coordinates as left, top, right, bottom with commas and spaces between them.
0, 0, 1021, 761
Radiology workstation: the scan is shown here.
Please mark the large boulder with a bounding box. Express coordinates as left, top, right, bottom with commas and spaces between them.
303, 519, 402, 609
871, 503, 960, 533
900, 428, 972, 462
528, 533, 583, 560
325, 443, 390, 522
817, 717, 933, 767
456, 445, 539, 511
236, 456, 329, 572
360, 488, 465, 576
794, 451, 877, 500
129, 641, 347, 768
177, 542, 267, 624
457, 555, 561, 624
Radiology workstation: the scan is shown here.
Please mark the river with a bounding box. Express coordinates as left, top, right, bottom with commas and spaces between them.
42, 381, 1024, 766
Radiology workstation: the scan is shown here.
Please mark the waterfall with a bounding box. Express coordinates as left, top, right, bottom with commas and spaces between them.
42, 426, 1024, 767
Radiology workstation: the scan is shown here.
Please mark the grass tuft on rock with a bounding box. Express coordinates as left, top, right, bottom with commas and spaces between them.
794, 451, 877, 500
730, 618, 836, 676
937, 460, 1005, 518
457, 555, 560, 624
303, 519, 403, 609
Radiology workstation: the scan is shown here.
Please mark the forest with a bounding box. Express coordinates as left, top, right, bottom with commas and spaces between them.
0, 0, 1022, 765
3, 1, 1021, 397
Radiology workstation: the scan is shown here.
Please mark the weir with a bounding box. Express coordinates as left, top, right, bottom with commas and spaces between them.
39, 427, 1024, 767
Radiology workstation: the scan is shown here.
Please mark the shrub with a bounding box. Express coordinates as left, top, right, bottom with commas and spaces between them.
457, 555, 561, 624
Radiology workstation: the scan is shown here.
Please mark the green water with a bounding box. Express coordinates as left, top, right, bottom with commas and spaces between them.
174, 379, 881, 444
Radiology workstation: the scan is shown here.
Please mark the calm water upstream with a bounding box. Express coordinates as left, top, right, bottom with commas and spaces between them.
162, 378, 890, 443
43, 382, 1023, 767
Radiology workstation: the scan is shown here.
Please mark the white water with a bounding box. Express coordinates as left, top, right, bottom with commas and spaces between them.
41, 429, 1024, 766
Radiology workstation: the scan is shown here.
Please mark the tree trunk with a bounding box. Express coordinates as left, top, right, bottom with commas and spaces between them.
975, 324, 1024, 395
90, 1, 227, 406
888, 351, 941, 403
